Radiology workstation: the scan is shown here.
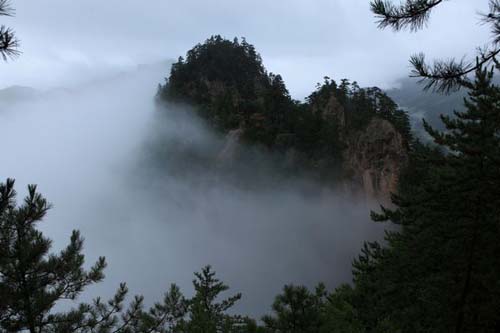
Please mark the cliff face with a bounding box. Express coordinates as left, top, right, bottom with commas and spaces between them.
311, 95, 345, 127
214, 117, 408, 203
217, 128, 244, 166
342, 118, 408, 203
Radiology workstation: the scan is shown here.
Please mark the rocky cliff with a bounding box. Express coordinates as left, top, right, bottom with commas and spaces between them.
342, 118, 408, 204
214, 117, 408, 203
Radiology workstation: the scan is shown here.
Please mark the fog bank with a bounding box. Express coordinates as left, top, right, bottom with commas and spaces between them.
0, 64, 385, 317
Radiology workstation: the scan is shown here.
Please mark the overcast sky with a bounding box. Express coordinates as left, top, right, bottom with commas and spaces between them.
0, 0, 492, 98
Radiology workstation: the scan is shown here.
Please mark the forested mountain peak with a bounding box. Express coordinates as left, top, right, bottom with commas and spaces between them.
156, 36, 412, 201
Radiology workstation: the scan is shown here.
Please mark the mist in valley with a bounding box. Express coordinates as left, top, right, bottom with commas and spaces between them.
0, 63, 386, 317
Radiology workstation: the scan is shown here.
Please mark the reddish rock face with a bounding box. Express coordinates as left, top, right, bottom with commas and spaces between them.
311, 95, 346, 127
343, 118, 408, 204
217, 128, 244, 166
215, 117, 408, 205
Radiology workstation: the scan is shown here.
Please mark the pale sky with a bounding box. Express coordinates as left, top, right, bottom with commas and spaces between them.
0, 0, 492, 98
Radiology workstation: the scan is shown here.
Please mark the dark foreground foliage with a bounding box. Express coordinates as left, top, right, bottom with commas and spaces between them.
349, 66, 500, 332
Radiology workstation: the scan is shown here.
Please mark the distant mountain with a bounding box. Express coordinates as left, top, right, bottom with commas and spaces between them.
386, 78, 467, 138
386, 76, 500, 139
0, 86, 40, 105
0, 61, 173, 108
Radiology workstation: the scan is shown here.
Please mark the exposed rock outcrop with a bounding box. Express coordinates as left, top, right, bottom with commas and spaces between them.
216, 128, 244, 166
214, 117, 408, 203
312, 95, 345, 127
343, 118, 408, 204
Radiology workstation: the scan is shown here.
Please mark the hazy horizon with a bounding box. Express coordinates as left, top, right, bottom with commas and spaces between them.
0, 0, 491, 99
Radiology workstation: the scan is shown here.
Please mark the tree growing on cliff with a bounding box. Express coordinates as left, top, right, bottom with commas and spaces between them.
371, 0, 500, 92
0, 0, 19, 60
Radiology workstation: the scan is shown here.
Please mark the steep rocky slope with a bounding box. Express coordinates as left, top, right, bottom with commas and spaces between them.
342, 118, 408, 203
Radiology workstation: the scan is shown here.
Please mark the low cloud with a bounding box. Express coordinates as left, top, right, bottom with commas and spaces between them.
0, 63, 385, 317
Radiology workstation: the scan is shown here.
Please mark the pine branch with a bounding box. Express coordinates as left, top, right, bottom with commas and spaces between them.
370, 0, 444, 31
371, 0, 500, 92
0, 25, 19, 60
482, 0, 500, 44
409, 50, 500, 93
0, 0, 14, 17
0, 0, 19, 61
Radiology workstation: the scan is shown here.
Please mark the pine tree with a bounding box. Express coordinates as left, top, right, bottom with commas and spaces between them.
0, 179, 191, 333
352, 66, 500, 331
186, 266, 245, 333
0, 179, 106, 332
0, 0, 20, 60
421, 65, 500, 332
262, 284, 328, 333
320, 284, 364, 333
